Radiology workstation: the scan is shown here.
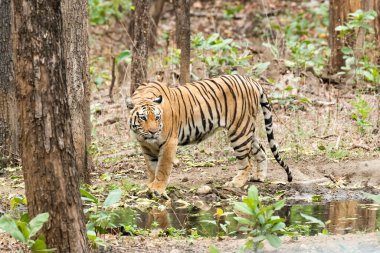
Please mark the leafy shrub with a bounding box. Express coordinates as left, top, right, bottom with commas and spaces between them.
89, 0, 133, 26
234, 185, 288, 252
0, 212, 54, 252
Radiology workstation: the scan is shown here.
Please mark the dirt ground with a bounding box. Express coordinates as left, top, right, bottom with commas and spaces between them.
103, 232, 380, 253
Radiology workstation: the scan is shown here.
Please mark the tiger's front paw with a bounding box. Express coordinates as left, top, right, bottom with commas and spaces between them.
147, 181, 167, 196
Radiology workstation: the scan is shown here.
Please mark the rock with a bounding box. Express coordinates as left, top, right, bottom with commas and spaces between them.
196, 185, 212, 195
182, 177, 189, 182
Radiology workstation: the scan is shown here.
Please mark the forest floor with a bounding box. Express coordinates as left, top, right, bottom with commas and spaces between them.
1, 0, 380, 252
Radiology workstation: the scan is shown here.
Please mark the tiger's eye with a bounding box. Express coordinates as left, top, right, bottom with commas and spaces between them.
155, 115, 161, 120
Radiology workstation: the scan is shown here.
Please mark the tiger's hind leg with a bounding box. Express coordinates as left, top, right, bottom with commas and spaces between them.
251, 138, 268, 182
226, 157, 252, 188
225, 130, 254, 188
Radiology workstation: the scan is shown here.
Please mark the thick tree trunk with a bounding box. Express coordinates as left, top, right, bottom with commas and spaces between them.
61, 0, 92, 183
328, 0, 361, 73
131, 0, 152, 94
14, 1, 89, 252
0, 0, 18, 167
174, 0, 191, 84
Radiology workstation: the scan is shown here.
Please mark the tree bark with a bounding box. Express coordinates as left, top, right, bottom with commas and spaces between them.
174, 0, 191, 84
131, 0, 152, 95
61, 0, 92, 183
14, 1, 89, 252
0, 0, 18, 167
149, 0, 166, 48
328, 0, 361, 73
374, 1, 380, 64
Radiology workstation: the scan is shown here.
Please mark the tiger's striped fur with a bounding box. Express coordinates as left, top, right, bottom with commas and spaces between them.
127, 74, 292, 194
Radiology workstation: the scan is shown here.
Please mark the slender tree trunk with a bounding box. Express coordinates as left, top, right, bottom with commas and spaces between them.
149, 0, 166, 48
131, 0, 152, 94
354, 0, 373, 60
328, 0, 361, 73
0, 0, 18, 167
374, 1, 380, 64
14, 1, 89, 252
174, 0, 191, 84
61, 0, 92, 183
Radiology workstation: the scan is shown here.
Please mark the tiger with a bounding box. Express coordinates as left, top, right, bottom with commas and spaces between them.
126, 74, 292, 196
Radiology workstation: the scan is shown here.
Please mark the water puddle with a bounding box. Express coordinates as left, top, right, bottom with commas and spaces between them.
114, 200, 380, 237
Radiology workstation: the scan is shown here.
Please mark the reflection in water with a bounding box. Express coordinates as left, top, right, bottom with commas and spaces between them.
327, 200, 377, 234
114, 200, 380, 237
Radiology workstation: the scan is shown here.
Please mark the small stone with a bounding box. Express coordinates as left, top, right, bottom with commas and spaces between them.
182, 177, 189, 182
196, 185, 212, 195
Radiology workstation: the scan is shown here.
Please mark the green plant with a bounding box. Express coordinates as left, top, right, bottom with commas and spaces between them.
89, 0, 133, 26
351, 96, 374, 133
223, 4, 243, 20
336, 10, 379, 85
115, 50, 132, 64
0, 212, 54, 252
191, 33, 251, 76
299, 213, 328, 235
277, 2, 330, 74
10, 195, 27, 210
285, 223, 311, 237
363, 192, 380, 203
81, 187, 123, 248
234, 186, 288, 252
200, 208, 234, 237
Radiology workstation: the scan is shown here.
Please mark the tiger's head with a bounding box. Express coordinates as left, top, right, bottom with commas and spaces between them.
126, 95, 164, 141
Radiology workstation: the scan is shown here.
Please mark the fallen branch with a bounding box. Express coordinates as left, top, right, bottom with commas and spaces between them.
109, 56, 116, 102
349, 144, 371, 151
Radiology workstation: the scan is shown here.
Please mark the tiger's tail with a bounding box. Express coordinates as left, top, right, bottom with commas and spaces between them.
260, 91, 293, 182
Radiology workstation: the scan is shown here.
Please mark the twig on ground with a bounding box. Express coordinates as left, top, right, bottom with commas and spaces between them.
109, 56, 116, 102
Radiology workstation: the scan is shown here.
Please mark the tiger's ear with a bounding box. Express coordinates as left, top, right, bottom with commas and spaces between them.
126, 97, 134, 109
153, 95, 163, 104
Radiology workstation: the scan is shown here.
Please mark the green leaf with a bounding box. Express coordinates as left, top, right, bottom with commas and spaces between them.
273, 200, 285, 210
300, 213, 325, 227
362, 192, 380, 203
103, 188, 122, 208
234, 217, 252, 225
252, 62, 270, 75
80, 188, 98, 204
29, 213, 49, 238
247, 186, 259, 201
271, 222, 286, 231
341, 47, 353, 55
0, 215, 26, 243
243, 239, 255, 250
10, 196, 27, 209
234, 202, 253, 215
252, 235, 266, 242
266, 234, 282, 248
209, 244, 220, 253
31, 234, 47, 252
116, 50, 131, 64
16, 220, 30, 239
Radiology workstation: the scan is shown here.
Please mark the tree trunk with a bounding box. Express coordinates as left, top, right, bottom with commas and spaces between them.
149, 0, 166, 48
354, 0, 373, 60
374, 1, 380, 64
328, 0, 361, 73
174, 0, 191, 84
14, 1, 89, 252
61, 0, 92, 183
131, 0, 152, 95
0, 0, 18, 167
